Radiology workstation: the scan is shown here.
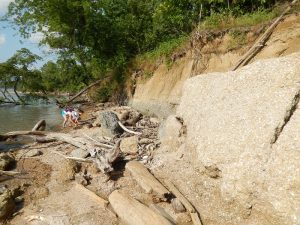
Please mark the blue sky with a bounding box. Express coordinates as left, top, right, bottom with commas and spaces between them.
0, 0, 55, 68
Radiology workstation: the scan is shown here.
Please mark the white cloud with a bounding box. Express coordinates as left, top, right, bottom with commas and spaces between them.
0, 34, 6, 45
0, 0, 14, 13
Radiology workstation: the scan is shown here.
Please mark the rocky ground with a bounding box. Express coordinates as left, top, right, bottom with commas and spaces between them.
0, 103, 195, 225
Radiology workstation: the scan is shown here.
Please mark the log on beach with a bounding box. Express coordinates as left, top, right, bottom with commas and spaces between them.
109, 190, 172, 225
125, 161, 170, 198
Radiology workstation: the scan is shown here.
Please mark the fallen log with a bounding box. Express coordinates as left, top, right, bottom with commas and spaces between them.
149, 204, 177, 225
163, 180, 195, 213
75, 183, 108, 208
190, 213, 203, 225
66, 78, 106, 104
0, 170, 22, 176
0, 131, 46, 141
232, 0, 298, 71
125, 161, 170, 198
32, 120, 46, 131
163, 180, 203, 225
109, 190, 172, 225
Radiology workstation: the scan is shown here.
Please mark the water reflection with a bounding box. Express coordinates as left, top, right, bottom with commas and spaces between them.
0, 104, 61, 134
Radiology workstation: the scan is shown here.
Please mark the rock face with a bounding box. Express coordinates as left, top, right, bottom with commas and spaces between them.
176, 53, 300, 225
159, 115, 183, 150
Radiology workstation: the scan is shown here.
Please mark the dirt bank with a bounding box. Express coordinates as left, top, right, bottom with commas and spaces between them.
131, 13, 300, 118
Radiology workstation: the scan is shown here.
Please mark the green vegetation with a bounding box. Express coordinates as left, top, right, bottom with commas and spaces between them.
137, 36, 188, 63
0, 0, 295, 102
200, 8, 279, 30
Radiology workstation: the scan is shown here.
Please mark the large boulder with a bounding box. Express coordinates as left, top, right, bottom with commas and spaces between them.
97, 111, 123, 137
176, 53, 300, 225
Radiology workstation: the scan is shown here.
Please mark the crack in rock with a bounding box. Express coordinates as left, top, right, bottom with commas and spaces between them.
271, 88, 300, 145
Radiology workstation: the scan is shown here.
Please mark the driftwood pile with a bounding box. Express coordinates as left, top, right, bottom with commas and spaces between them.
0, 105, 203, 225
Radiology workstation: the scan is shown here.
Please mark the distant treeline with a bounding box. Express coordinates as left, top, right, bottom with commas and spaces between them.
0, 0, 290, 99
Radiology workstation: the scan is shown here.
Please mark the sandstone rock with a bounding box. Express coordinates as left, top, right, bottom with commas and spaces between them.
177, 53, 300, 225
98, 111, 123, 137
0, 154, 15, 170
25, 149, 42, 157
0, 189, 15, 220
120, 136, 138, 154
159, 115, 183, 151
70, 148, 88, 158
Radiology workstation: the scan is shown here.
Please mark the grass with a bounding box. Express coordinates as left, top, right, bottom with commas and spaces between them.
136, 35, 188, 63
200, 8, 280, 30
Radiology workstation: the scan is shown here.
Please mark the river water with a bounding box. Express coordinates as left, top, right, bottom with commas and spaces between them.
0, 89, 62, 134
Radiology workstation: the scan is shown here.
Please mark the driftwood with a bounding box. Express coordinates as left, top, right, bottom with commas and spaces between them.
0, 131, 46, 141
118, 121, 142, 135
94, 140, 121, 173
125, 161, 170, 198
0, 170, 22, 176
232, 0, 298, 71
149, 204, 177, 225
190, 213, 203, 225
66, 79, 105, 104
83, 134, 114, 148
74, 183, 108, 208
52, 150, 93, 163
109, 190, 172, 225
163, 180, 203, 225
171, 198, 186, 213
0, 130, 120, 174
32, 120, 46, 131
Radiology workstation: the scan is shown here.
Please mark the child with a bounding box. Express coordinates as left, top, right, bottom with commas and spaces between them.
61, 107, 80, 127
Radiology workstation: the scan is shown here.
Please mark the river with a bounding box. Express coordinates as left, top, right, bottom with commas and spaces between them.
0, 89, 62, 134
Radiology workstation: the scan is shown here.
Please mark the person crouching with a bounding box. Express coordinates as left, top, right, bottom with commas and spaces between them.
61, 107, 81, 127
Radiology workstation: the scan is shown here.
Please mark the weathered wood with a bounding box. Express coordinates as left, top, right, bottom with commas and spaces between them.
190, 213, 203, 225
163, 180, 195, 213
52, 150, 93, 163
118, 121, 142, 135
171, 198, 186, 213
232, 0, 298, 71
83, 133, 114, 148
126, 161, 170, 197
66, 78, 105, 104
149, 204, 177, 225
0, 130, 121, 174
163, 180, 203, 225
0, 170, 22, 176
32, 120, 46, 131
109, 190, 172, 225
75, 183, 108, 208
0, 131, 46, 141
